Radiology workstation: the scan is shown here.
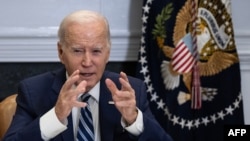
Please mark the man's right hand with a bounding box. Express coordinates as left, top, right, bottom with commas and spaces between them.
54, 70, 87, 123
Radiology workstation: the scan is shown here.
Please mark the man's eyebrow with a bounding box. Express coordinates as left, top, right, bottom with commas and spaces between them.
93, 46, 103, 49
70, 45, 84, 49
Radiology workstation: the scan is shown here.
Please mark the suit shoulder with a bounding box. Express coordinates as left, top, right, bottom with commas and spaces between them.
103, 71, 144, 86
20, 68, 65, 85
21, 71, 53, 83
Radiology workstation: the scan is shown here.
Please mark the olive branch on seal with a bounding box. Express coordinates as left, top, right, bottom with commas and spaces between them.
152, 3, 174, 39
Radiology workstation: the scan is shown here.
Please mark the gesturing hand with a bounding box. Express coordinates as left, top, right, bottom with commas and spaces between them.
55, 70, 88, 122
105, 72, 138, 125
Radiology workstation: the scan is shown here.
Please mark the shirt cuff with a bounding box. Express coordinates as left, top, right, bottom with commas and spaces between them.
121, 108, 144, 136
40, 107, 67, 140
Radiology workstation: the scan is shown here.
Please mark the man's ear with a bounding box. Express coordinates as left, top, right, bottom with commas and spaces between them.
106, 49, 110, 63
57, 42, 64, 63
57, 42, 63, 54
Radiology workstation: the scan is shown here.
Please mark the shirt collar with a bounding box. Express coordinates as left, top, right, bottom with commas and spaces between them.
88, 82, 100, 102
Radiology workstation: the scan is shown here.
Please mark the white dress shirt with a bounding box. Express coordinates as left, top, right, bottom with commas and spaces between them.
40, 81, 144, 141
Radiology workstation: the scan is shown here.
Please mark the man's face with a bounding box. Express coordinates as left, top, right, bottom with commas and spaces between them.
58, 21, 110, 91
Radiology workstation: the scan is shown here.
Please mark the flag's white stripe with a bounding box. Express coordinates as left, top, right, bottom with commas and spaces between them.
172, 46, 189, 66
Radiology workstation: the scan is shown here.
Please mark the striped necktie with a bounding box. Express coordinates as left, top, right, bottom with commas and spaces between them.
77, 94, 94, 141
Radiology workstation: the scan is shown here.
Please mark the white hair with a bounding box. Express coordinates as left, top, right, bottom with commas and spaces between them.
58, 10, 111, 48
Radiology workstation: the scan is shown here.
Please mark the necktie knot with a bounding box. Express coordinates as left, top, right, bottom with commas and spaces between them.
81, 94, 91, 102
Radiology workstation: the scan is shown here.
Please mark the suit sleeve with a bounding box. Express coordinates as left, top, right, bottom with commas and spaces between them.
3, 81, 45, 141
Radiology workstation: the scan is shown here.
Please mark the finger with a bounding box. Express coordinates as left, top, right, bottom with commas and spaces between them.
75, 80, 87, 97
66, 80, 88, 108
105, 78, 119, 95
63, 70, 80, 90
119, 72, 131, 91
106, 78, 135, 102
120, 71, 129, 82
112, 90, 132, 101
113, 98, 135, 107
72, 100, 88, 108
119, 76, 133, 92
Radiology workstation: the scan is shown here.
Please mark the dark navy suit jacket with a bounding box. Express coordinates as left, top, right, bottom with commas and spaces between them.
3, 68, 173, 141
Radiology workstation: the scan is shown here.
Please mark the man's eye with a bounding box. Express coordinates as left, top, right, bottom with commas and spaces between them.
93, 49, 101, 54
73, 49, 83, 53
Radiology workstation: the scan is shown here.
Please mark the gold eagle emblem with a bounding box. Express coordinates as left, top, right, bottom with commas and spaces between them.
153, 0, 239, 95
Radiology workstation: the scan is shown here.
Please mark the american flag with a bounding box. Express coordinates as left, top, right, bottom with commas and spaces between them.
171, 33, 195, 74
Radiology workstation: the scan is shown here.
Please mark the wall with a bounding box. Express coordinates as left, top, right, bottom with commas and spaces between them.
0, 0, 142, 62
0, 0, 249, 124
231, 0, 250, 124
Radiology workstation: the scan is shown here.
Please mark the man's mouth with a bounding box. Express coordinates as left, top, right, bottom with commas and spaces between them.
80, 73, 94, 77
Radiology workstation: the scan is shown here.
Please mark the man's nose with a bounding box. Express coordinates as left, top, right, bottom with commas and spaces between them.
81, 53, 92, 66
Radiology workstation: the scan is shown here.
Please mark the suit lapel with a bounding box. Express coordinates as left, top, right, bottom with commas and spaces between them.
99, 72, 120, 141
99, 72, 123, 141
51, 68, 66, 96
99, 74, 113, 141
